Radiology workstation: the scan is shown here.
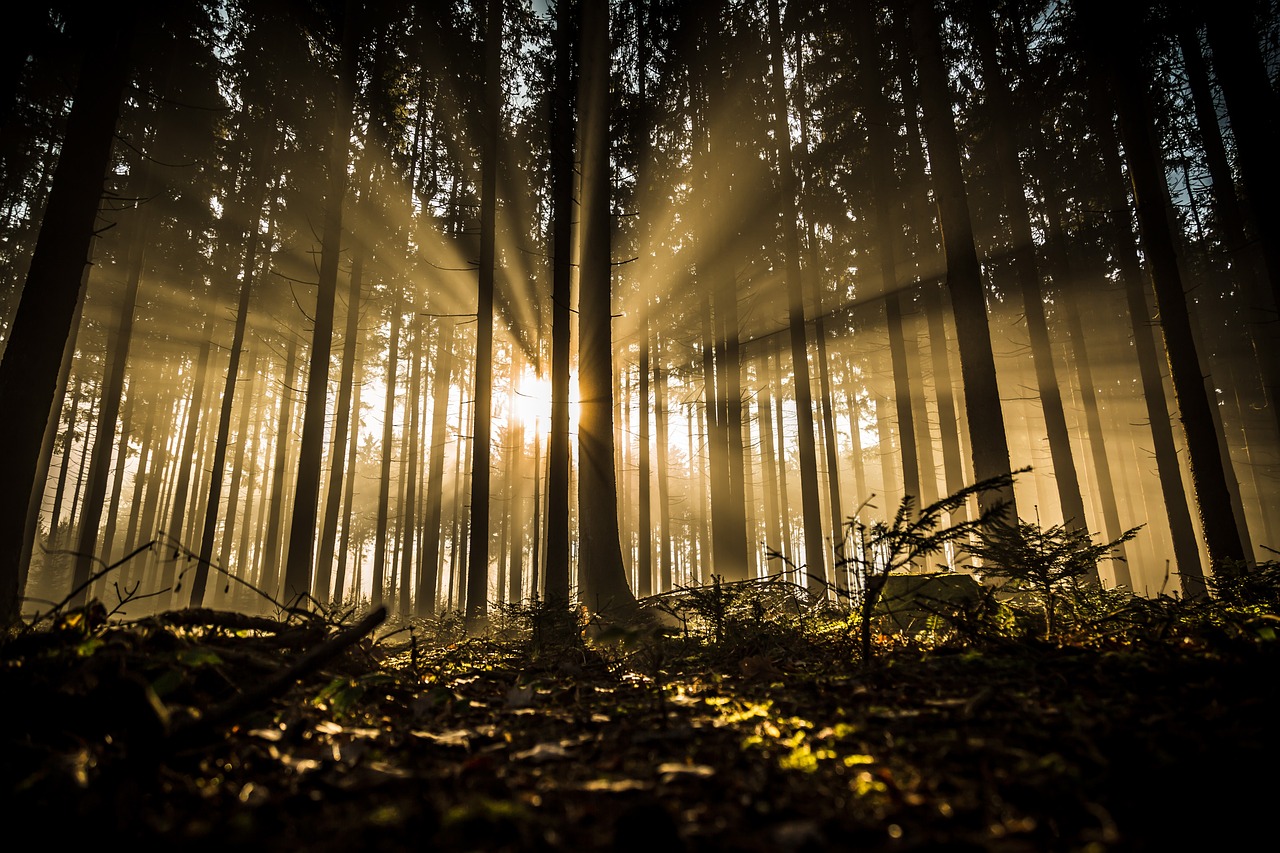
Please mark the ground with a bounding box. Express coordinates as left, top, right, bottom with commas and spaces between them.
3, 585, 1278, 852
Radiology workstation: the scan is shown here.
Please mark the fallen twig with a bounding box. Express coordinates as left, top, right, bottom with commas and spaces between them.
169, 605, 388, 744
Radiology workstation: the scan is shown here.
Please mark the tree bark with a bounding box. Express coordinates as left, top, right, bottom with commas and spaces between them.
970, 3, 1087, 539
418, 321, 453, 616
543, 0, 575, 608
1086, 3, 1246, 589
0, 6, 136, 624
576, 0, 636, 616
315, 245, 366, 604
767, 0, 827, 594
466, 0, 503, 628
371, 289, 402, 609
283, 0, 360, 606
908, 0, 1017, 520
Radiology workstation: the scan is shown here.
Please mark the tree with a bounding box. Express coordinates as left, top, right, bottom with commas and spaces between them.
907, 0, 1017, 520
283, 0, 361, 607
465, 0, 503, 629
967, 1, 1088, 544
767, 0, 828, 594
1079, 0, 1247, 592
543, 0, 576, 609
0, 6, 138, 624
576, 0, 637, 617
190, 121, 274, 607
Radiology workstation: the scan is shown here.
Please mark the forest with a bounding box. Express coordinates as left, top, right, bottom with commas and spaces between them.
3, 0, 1280, 848
2, 0, 1279, 625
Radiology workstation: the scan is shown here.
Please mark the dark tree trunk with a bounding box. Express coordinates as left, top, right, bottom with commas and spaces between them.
970, 4, 1088, 541
1178, 21, 1280, 439
371, 290, 402, 609
767, 0, 827, 594
334, 347, 364, 604
316, 248, 365, 603
543, 0, 575, 608
1084, 69, 1205, 590
0, 7, 136, 624
284, 0, 360, 606
577, 0, 636, 616
218, 348, 259, 596
1202, 3, 1280, 309
418, 321, 453, 616
259, 335, 297, 607
20, 263, 87, 594
466, 0, 503, 628
637, 317, 653, 596
908, 0, 1017, 520
163, 322, 214, 605
191, 140, 270, 606
72, 250, 141, 604
398, 316, 424, 617
1085, 3, 1246, 588
654, 339, 673, 592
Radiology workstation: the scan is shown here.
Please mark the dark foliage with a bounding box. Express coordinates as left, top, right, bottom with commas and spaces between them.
4, 549, 1280, 851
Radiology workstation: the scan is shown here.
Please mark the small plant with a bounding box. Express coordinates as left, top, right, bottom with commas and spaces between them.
833, 470, 1021, 662
963, 518, 1141, 640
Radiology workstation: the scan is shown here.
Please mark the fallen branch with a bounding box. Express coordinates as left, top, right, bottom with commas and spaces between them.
147, 608, 306, 634
169, 605, 388, 744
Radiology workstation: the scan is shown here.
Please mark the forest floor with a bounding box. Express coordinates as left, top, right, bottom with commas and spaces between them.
3, 584, 1278, 852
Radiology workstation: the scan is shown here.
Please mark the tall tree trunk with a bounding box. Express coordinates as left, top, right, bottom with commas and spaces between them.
190, 150, 269, 606
1178, 21, 1280, 440
890, 11, 967, 512
97, 381, 135, 577
1085, 69, 1204, 590
634, 0, 656, 597
702, 293, 732, 578
654, 338, 673, 592
841, 360, 869, 505
767, 0, 827, 594
1086, 5, 1246, 588
970, 3, 1088, 540
284, 0, 359, 606
163, 321, 213, 604
530, 421, 542, 599
758, 360, 783, 567
794, 41, 845, 580
577, 0, 635, 616
773, 339, 794, 570
335, 341, 365, 605
20, 264, 87, 595
1046, 221, 1132, 587
123, 384, 157, 563
398, 315, 424, 617
418, 321, 453, 616
885, 294, 921, 508
317, 247, 366, 603
543, 0, 575, 608
259, 335, 298, 605
466, 0, 503, 628
908, 0, 1016, 520
1202, 3, 1280, 308
506, 356, 525, 604
637, 317, 652, 596
218, 348, 259, 595
371, 290, 402, 609
0, 7, 136, 624
901, 314, 938, 509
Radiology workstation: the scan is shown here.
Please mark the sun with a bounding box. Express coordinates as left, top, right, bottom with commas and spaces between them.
510, 369, 552, 431
509, 367, 577, 434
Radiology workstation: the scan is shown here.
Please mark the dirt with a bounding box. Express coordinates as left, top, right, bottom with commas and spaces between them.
3, 596, 1277, 852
